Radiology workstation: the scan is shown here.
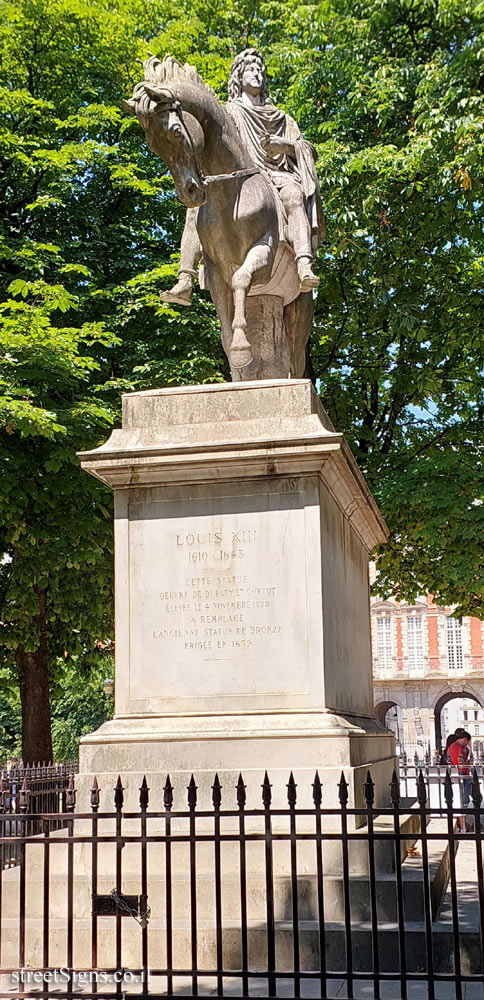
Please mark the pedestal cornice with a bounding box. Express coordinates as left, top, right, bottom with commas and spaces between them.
78, 380, 388, 552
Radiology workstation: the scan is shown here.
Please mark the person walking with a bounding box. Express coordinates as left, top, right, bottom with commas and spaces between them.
440, 733, 458, 765
448, 730, 472, 830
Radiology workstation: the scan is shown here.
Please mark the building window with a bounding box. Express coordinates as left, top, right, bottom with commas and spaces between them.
464, 710, 468, 721
376, 616, 393, 672
475, 725, 479, 736
407, 615, 424, 675
447, 617, 463, 670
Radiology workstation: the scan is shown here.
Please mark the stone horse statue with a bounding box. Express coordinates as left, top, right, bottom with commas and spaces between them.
124, 55, 320, 380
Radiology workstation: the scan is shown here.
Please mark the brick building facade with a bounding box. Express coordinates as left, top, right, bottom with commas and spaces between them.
371, 591, 484, 754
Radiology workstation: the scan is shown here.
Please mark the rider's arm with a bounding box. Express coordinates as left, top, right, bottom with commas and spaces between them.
260, 134, 295, 157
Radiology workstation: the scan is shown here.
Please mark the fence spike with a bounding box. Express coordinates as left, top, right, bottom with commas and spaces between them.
114, 775, 124, 811
236, 773, 246, 809
212, 773, 222, 809
139, 775, 149, 810
287, 771, 297, 807
66, 773, 76, 812
163, 774, 173, 811
312, 770, 322, 807
338, 770, 349, 806
90, 776, 100, 812
262, 771, 272, 808
471, 768, 482, 809
187, 774, 198, 810
416, 769, 427, 807
286, 771, 297, 809
444, 768, 453, 808
390, 769, 400, 807
364, 769, 374, 806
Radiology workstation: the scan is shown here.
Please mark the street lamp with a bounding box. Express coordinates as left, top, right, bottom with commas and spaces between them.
103, 676, 114, 699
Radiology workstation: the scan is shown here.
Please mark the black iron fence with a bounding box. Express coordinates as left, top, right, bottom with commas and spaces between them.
0, 767, 482, 998
399, 745, 484, 767
0, 762, 77, 869
399, 759, 484, 810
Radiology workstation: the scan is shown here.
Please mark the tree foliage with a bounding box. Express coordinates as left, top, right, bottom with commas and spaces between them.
298, 0, 484, 615
0, 0, 483, 755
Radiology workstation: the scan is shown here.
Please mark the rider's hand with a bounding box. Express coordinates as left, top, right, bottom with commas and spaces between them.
261, 133, 292, 155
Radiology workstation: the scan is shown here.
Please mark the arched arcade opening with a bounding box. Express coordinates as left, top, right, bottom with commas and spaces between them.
375, 700, 404, 749
433, 689, 484, 752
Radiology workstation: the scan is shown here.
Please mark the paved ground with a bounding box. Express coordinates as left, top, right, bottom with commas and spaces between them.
1, 976, 482, 998
438, 838, 482, 933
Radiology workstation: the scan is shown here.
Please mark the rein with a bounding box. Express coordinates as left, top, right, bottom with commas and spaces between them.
204, 166, 260, 185
151, 87, 259, 188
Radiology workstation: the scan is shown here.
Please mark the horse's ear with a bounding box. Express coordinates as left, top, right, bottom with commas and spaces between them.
143, 84, 163, 103
122, 98, 137, 116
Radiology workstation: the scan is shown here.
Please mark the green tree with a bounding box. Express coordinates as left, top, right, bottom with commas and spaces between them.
1, 0, 484, 760
0, 273, 117, 761
0, 0, 228, 760
51, 656, 114, 761
291, 0, 484, 615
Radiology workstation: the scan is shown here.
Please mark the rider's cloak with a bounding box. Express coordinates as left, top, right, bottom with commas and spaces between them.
226, 98, 326, 250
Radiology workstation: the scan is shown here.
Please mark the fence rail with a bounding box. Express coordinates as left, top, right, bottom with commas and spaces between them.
0, 766, 482, 998
399, 760, 484, 809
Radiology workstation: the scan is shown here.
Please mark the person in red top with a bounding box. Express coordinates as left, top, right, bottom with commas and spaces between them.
448, 730, 472, 828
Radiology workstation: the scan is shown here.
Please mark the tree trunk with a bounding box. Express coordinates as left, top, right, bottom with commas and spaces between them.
15, 588, 53, 764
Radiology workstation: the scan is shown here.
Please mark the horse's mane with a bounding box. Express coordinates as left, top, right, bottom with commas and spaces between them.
141, 54, 215, 97
127, 54, 217, 125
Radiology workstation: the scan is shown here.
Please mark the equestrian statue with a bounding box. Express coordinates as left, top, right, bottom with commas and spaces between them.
124, 48, 325, 380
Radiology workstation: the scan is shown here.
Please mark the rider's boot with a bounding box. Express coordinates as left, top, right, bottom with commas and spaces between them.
160, 270, 194, 306
296, 255, 320, 292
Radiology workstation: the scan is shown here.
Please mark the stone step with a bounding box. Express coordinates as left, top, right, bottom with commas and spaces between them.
0, 811, 459, 976
0, 916, 480, 975
0, 868, 445, 926
0, 819, 446, 924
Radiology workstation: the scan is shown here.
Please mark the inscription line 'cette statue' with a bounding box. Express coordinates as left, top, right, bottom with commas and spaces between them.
124, 48, 325, 380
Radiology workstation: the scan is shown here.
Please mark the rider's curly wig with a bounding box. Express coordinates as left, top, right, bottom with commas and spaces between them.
228, 49, 269, 103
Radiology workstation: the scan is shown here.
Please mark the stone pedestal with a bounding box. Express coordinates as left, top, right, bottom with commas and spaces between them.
78, 379, 395, 811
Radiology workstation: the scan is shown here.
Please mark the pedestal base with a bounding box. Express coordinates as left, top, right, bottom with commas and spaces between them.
78, 709, 395, 812
78, 380, 395, 814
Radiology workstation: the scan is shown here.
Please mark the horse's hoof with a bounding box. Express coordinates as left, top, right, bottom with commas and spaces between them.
230, 345, 253, 369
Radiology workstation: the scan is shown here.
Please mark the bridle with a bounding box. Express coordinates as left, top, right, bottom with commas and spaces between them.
148, 85, 260, 188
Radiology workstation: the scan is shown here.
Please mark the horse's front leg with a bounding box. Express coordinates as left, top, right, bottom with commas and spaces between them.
230, 242, 273, 369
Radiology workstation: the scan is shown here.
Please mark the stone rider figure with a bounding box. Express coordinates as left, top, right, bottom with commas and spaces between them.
161, 48, 324, 306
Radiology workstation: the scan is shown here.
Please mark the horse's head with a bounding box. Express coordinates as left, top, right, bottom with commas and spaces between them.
124, 83, 206, 208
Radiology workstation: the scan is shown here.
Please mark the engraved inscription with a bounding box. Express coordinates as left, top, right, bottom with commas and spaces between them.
128, 493, 309, 702
153, 526, 282, 651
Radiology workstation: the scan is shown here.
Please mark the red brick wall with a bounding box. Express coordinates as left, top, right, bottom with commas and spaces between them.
427, 594, 440, 671
470, 618, 483, 671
